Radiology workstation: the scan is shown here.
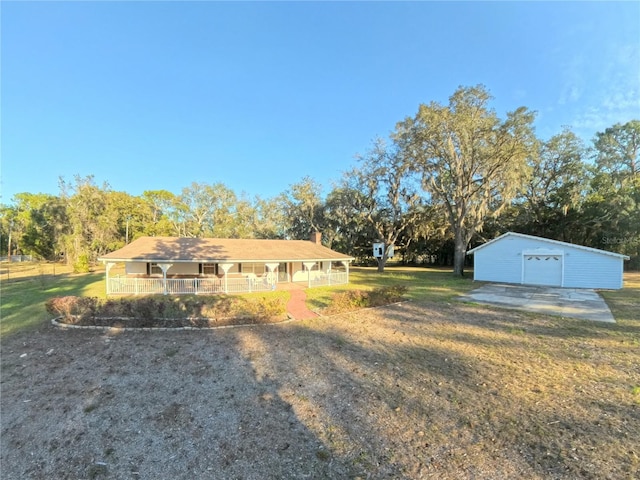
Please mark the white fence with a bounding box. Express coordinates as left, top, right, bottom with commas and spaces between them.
107, 271, 349, 296
107, 276, 276, 296
309, 271, 349, 287
0, 255, 34, 262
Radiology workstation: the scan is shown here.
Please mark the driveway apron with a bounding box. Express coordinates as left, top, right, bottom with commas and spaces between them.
459, 283, 615, 322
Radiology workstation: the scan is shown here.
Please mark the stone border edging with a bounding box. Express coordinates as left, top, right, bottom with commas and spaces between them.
50, 315, 299, 332
49, 300, 409, 332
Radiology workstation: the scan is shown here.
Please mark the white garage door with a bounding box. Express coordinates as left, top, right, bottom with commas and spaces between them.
523, 254, 563, 286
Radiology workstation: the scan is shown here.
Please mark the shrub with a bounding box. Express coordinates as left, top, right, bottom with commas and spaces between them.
200, 296, 236, 320
100, 298, 135, 318
45, 296, 77, 318
242, 296, 286, 321
325, 290, 369, 314
73, 254, 91, 273
130, 297, 158, 327
369, 285, 408, 306
255, 296, 286, 320
45, 296, 98, 322
46, 292, 285, 328
325, 285, 408, 314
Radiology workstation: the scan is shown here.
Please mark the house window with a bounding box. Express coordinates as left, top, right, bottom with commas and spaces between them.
237, 263, 264, 275
149, 263, 162, 275
202, 263, 217, 275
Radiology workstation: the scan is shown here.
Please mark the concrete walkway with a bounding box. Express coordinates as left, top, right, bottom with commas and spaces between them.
282, 284, 318, 320
459, 283, 615, 323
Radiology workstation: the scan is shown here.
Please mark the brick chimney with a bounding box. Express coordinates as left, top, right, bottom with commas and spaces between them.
310, 231, 322, 245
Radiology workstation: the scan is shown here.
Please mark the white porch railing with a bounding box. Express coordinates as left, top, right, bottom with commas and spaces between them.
107, 271, 349, 296
107, 276, 276, 296
309, 271, 349, 287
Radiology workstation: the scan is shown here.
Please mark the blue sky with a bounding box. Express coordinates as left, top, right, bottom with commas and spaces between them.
2, 1, 639, 204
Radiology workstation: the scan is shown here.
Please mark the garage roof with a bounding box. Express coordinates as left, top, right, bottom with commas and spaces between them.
467, 232, 630, 260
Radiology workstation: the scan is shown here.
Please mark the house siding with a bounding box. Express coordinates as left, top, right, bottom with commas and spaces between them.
473, 236, 528, 285
472, 235, 625, 289
563, 248, 623, 289
122, 260, 327, 282
126, 263, 147, 275
165, 263, 199, 276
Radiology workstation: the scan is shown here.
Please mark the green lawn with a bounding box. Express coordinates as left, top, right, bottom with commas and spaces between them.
0, 264, 476, 337
1, 264, 638, 337
305, 265, 479, 311
0, 272, 106, 336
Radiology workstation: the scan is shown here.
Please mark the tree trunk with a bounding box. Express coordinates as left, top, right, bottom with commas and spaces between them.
7, 229, 12, 262
453, 228, 466, 277
377, 256, 387, 273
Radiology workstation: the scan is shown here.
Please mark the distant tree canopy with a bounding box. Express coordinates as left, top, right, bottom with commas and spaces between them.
340, 137, 423, 272
1, 89, 637, 272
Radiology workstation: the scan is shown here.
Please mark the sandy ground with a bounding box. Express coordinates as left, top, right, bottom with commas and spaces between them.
1, 301, 638, 479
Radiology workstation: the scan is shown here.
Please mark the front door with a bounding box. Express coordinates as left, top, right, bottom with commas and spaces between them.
277, 262, 289, 282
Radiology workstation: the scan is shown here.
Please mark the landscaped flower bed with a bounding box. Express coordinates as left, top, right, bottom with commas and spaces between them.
45, 285, 409, 329
46, 295, 287, 328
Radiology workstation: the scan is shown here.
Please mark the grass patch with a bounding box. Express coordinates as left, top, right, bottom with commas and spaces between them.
0, 262, 290, 335
305, 266, 477, 311
600, 271, 640, 325
1, 265, 639, 478
2, 263, 638, 336
324, 285, 408, 314
0, 269, 105, 336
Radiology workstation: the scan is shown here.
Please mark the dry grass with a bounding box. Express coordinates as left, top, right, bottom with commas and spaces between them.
601, 271, 640, 324
1, 267, 638, 479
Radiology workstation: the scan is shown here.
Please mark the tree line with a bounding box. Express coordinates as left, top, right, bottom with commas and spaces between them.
2, 85, 638, 274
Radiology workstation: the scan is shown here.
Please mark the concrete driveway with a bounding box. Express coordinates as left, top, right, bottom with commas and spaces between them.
459, 283, 615, 323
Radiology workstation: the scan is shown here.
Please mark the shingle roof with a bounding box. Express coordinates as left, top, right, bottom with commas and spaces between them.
98, 236, 354, 263
467, 232, 630, 260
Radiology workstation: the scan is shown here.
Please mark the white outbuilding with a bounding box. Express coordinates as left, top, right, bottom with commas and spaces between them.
467, 232, 629, 290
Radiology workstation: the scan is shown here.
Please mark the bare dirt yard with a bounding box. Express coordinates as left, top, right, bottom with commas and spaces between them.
2, 300, 639, 479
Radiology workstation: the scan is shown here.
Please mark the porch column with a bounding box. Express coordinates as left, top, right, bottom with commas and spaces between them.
303, 262, 316, 288
105, 262, 116, 296
157, 263, 173, 295
265, 263, 279, 290
341, 260, 350, 284
218, 263, 234, 293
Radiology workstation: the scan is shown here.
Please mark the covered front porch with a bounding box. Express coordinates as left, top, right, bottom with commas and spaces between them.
103, 260, 350, 296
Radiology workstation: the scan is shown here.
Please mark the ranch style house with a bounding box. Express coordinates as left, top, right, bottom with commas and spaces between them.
98, 232, 354, 296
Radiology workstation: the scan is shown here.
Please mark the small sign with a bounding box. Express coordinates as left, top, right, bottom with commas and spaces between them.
373, 243, 394, 259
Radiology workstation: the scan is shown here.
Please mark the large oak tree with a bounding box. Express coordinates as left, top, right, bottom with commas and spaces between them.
400, 85, 536, 276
